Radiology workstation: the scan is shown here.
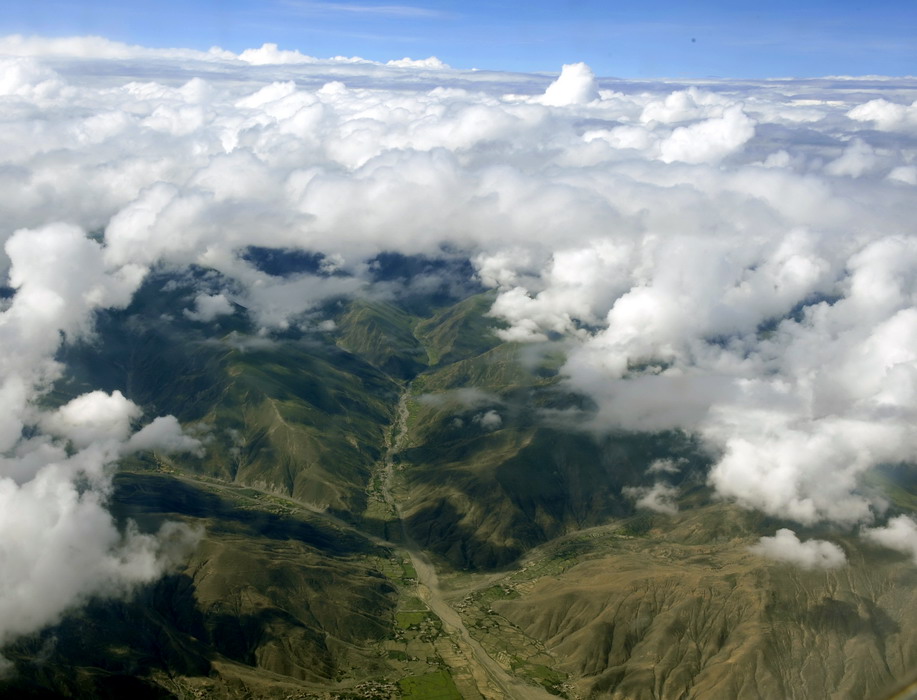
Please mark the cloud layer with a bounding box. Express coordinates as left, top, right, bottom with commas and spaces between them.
1, 35, 917, 651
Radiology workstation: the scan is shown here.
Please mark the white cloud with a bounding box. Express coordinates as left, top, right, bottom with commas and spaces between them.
238, 43, 323, 66
0, 470, 201, 666
648, 458, 682, 474
824, 138, 877, 178
41, 390, 140, 448
659, 105, 756, 164
0, 224, 145, 452
623, 481, 679, 515
640, 87, 729, 125
539, 62, 598, 106
749, 529, 847, 569
472, 410, 503, 431
848, 98, 917, 132
0, 219, 203, 658
126, 415, 204, 456
0, 428, 202, 670
184, 292, 234, 322
387, 56, 449, 70
887, 166, 917, 185
0, 57, 63, 98
862, 515, 917, 563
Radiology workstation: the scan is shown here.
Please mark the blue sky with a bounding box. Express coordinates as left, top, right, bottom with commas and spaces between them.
1, 0, 916, 77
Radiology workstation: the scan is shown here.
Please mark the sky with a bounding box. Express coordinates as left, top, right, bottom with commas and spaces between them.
0, 0, 916, 78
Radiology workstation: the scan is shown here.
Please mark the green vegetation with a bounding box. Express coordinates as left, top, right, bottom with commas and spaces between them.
414, 292, 504, 366
336, 299, 428, 378
395, 611, 430, 629
398, 670, 462, 699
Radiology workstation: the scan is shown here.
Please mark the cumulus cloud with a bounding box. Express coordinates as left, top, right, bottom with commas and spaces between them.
539, 62, 598, 106
824, 138, 877, 177
0, 423, 202, 671
658, 105, 756, 164
238, 43, 323, 65
40, 390, 140, 448
0, 57, 63, 98
184, 292, 235, 322
888, 166, 917, 185
623, 481, 679, 515
0, 221, 202, 657
862, 515, 917, 563
750, 529, 847, 569
0, 486, 201, 671
640, 87, 730, 125
0, 223, 145, 451
848, 98, 917, 132
0, 407, 199, 663
125, 416, 205, 456
472, 410, 503, 431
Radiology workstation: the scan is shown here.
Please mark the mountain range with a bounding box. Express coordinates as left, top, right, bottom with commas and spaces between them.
3, 252, 917, 700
